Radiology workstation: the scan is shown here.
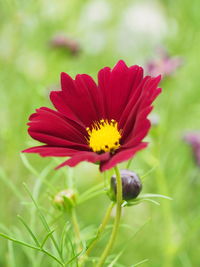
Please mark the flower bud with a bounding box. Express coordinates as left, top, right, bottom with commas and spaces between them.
110, 170, 142, 201
53, 189, 76, 211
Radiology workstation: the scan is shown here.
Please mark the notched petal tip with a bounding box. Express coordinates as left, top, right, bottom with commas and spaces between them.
28, 112, 38, 121
98, 66, 111, 77
60, 71, 75, 92
60, 71, 68, 78
112, 59, 128, 72
155, 74, 162, 83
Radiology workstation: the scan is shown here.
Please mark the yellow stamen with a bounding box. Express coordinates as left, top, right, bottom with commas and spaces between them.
86, 119, 121, 153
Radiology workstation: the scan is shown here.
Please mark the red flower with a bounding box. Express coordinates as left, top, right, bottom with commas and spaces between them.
23, 60, 161, 171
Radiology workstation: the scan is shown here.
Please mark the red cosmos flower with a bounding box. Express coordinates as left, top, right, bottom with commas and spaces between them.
23, 60, 161, 171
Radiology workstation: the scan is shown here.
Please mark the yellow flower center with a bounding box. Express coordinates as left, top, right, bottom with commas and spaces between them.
86, 119, 122, 153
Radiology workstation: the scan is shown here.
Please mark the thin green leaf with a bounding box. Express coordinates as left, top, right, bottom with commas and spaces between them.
60, 221, 71, 257
0, 168, 23, 200
20, 154, 39, 176
17, 215, 41, 247
41, 230, 55, 249
65, 249, 84, 265
141, 165, 158, 180
65, 232, 78, 267
107, 219, 151, 266
0, 232, 40, 250
33, 164, 53, 199
140, 193, 173, 200
41, 249, 64, 266
23, 183, 49, 230
131, 259, 149, 266
78, 189, 106, 204
79, 182, 104, 199
23, 183, 63, 261
125, 198, 160, 207
126, 157, 133, 169
107, 251, 123, 267
139, 198, 160, 206
0, 232, 64, 266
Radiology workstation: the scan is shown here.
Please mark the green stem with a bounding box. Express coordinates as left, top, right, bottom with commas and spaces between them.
152, 131, 173, 267
71, 209, 82, 252
156, 167, 173, 267
86, 202, 114, 256
79, 202, 114, 266
97, 166, 123, 267
126, 158, 133, 169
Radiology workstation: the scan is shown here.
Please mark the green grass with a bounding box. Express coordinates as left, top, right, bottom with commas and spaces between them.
1, 0, 200, 266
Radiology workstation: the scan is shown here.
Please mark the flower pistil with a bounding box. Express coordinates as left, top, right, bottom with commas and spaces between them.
86, 119, 122, 153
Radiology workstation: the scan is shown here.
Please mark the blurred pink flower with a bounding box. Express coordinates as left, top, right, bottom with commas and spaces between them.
184, 132, 200, 166
50, 34, 80, 55
146, 48, 183, 77
149, 113, 160, 126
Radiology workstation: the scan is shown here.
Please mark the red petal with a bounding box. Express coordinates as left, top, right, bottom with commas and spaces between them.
61, 72, 75, 92
50, 72, 103, 127
75, 74, 104, 121
29, 107, 86, 142
27, 107, 88, 150
28, 131, 88, 149
55, 151, 110, 169
100, 143, 148, 171
50, 91, 84, 126
22, 146, 78, 157
98, 60, 144, 121
123, 106, 153, 148
120, 76, 161, 141
97, 66, 111, 118
119, 76, 150, 129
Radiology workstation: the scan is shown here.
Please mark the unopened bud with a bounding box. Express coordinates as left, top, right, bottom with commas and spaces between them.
53, 189, 76, 211
110, 170, 142, 201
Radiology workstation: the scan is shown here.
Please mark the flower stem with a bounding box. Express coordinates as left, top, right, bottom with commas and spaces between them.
86, 202, 114, 257
97, 166, 123, 267
71, 208, 82, 251
126, 158, 133, 169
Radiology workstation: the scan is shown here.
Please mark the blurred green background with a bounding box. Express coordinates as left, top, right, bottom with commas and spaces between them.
1, 0, 200, 266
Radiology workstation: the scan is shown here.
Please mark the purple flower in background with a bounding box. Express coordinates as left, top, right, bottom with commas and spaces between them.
184, 132, 200, 167
146, 47, 183, 77
50, 34, 80, 55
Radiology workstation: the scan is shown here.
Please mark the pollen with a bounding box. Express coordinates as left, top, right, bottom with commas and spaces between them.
86, 119, 122, 153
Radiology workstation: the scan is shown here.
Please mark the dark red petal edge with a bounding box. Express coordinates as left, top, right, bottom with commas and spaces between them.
22, 146, 79, 157
100, 143, 148, 172
55, 151, 110, 169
